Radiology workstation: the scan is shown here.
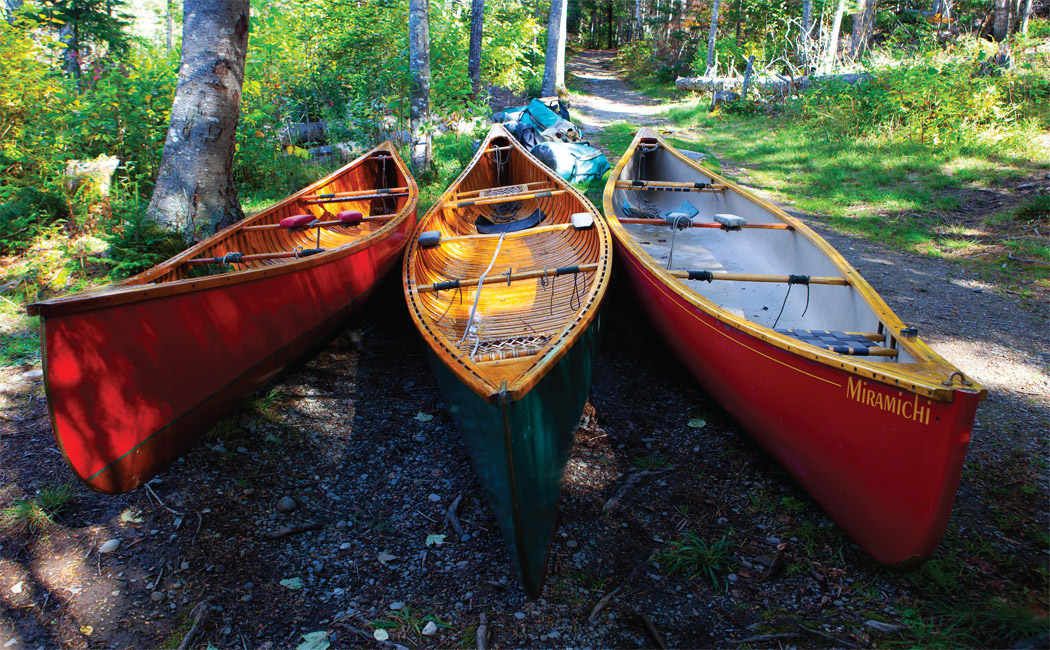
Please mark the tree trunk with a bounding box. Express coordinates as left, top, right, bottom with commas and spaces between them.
607, 0, 614, 48
166, 0, 173, 52
635, 0, 644, 40
1019, 0, 1032, 33
992, 0, 1009, 41
705, 0, 720, 75
408, 0, 432, 172
823, 0, 845, 74
541, 0, 567, 96
802, 0, 812, 35
4, 0, 22, 24
147, 0, 249, 238
467, 0, 484, 94
851, 0, 877, 58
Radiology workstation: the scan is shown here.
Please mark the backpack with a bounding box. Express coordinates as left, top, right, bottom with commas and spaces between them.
530, 141, 610, 184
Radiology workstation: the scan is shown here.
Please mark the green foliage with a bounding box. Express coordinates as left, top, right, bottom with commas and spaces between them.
657, 530, 736, 590
102, 191, 186, 279
1, 482, 74, 534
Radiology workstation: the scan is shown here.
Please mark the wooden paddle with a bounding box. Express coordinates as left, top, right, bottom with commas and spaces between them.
417, 263, 600, 293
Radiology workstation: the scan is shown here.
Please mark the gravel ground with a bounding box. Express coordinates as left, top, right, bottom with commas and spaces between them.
0, 52, 1046, 650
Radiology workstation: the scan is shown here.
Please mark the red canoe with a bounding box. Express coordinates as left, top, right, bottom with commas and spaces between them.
28, 143, 417, 493
604, 128, 986, 566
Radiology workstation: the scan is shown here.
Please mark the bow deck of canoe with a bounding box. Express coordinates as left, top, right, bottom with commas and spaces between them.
404, 124, 611, 596
28, 143, 417, 494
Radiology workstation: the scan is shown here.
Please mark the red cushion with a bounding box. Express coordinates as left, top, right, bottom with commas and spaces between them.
337, 210, 363, 224
280, 214, 316, 229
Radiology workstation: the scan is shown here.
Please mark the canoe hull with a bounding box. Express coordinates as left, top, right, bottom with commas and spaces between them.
617, 243, 979, 565
40, 215, 414, 493
427, 311, 602, 597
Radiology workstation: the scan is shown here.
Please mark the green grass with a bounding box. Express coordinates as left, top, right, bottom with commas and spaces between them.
1, 482, 74, 534
634, 453, 672, 470
370, 605, 452, 643
657, 530, 736, 590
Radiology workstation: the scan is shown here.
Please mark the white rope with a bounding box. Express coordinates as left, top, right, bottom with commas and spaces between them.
458, 232, 506, 348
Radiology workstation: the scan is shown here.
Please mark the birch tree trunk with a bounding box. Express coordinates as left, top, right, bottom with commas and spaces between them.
705, 0, 721, 75
801, 0, 813, 67
823, 0, 845, 74
147, 0, 249, 238
992, 0, 1010, 41
166, 0, 173, 51
467, 0, 484, 94
635, 0, 644, 40
1019, 0, 1032, 33
409, 0, 432, 171
541, 0, 567, 96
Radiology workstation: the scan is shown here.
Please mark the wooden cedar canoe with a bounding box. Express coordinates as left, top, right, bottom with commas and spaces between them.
28, 143, 417, 494
604, 128, 986, 567
403, 124, 611, 596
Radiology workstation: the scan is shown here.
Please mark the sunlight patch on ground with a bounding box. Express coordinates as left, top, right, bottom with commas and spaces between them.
930, 337, 1050, 408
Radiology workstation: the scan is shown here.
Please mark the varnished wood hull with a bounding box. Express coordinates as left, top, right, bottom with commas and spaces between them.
31, 144, 417, 493
403, 124, 611, 595
605, 129, 985, 566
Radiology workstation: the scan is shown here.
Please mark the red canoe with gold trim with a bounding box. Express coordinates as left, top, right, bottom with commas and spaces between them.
604, 128, 986, 566
28, 143, 417, 493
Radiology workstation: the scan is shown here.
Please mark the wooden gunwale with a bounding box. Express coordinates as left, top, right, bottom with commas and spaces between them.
404, 124, 611, 403
603, 128, 985, 402
29, 142, 417, 318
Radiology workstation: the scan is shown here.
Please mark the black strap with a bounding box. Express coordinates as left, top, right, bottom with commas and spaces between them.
631, 180, 645, 187
788, 274, 810, 285
555, 265, 580, 275
687, 270, 714, 282
214, 252, 243, 265
433, 279, 461, 291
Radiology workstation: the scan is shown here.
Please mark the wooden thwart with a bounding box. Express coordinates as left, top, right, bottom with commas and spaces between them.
437, 223, 576, 244
303, 191, 409, 205
669, 270, 849, 286
418, 263, 600, 294
615, 180, 727, 192
184, 249, 326, 265
242, 215, 395, 232
447, 189, 568, 209
619, 218, 791, 230
300, 186, 409, 202
454, 182, 549, 201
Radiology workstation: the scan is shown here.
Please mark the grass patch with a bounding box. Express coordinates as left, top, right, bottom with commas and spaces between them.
1, 482, 74, 534
657, 530, 736, 590
370, 605, 452, 644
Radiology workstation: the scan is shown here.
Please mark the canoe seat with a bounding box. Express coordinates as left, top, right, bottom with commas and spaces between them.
776, 329, 879, 355
280, 214, 316, 229
336, 210, 364, 224
467, 334, 553, 362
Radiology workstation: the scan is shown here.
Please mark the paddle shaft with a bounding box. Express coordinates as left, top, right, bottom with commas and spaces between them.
618, 218, 791, 230
437, 222, 575, 244
300, 187, 409, 201
417, 263, 600, 293
303, 191, 409, 205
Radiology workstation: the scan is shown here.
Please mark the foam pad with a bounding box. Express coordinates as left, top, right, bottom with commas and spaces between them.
714, 213, 747, 229
280, 214, 316, 229
418, 230, 442, 247
571, 212, 594, 229
337, 210, 364, 223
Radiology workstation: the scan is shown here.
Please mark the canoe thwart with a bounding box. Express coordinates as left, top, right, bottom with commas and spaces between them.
418, 221, 593, 247
447, 189, 568, 209
614, 180, 727, 193
418, 262, 600, 294
619, 217, 791, 231
242, 214, 393, 232
184, 247, 326, 265
671, 270, 849, 286
303, 191, 410, 205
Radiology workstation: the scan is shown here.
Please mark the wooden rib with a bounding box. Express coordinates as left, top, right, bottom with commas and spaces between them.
417, 263, 600, 293
446, 189, 569, 208
242, 215, 396, 231
618, 218, 792, 230
668, 271, 849, 285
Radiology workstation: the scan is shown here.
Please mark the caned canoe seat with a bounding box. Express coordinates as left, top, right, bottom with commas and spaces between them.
776, 329, 896, 357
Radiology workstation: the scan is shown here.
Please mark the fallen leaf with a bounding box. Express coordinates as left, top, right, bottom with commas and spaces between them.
414, 412, 433, 422
687, 417, 707, 429
377, 552, 398, 565
373, 629, 389, 641
80, 625, 93, 636
297, 631, 331, 650
425, 534, 446, 547
279, 577, 303, 590
120, 508, 144, 524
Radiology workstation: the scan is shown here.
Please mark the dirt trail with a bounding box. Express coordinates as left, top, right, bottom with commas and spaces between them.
567, 50, 669, 135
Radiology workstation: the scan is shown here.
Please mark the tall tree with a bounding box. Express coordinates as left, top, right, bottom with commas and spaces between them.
408, 0, 432, 171
634, 0, 644, 41
801, 0, 813, 69
147, 0, 249, 238
992, 0, 1010, 41
705, 0, 720, 76
541, 0, 567, 96
39, 0, 133, 79
823, 0, 845, 74
1019, 0, 1032, 34
166, 0, 174, 52
850, 0, 876, 58
467, 0, 484, 94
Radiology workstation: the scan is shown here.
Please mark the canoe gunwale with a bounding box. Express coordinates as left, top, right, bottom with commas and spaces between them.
404, 124, 612, 403
29, 142, 418, 319
603, 128, 986, 403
